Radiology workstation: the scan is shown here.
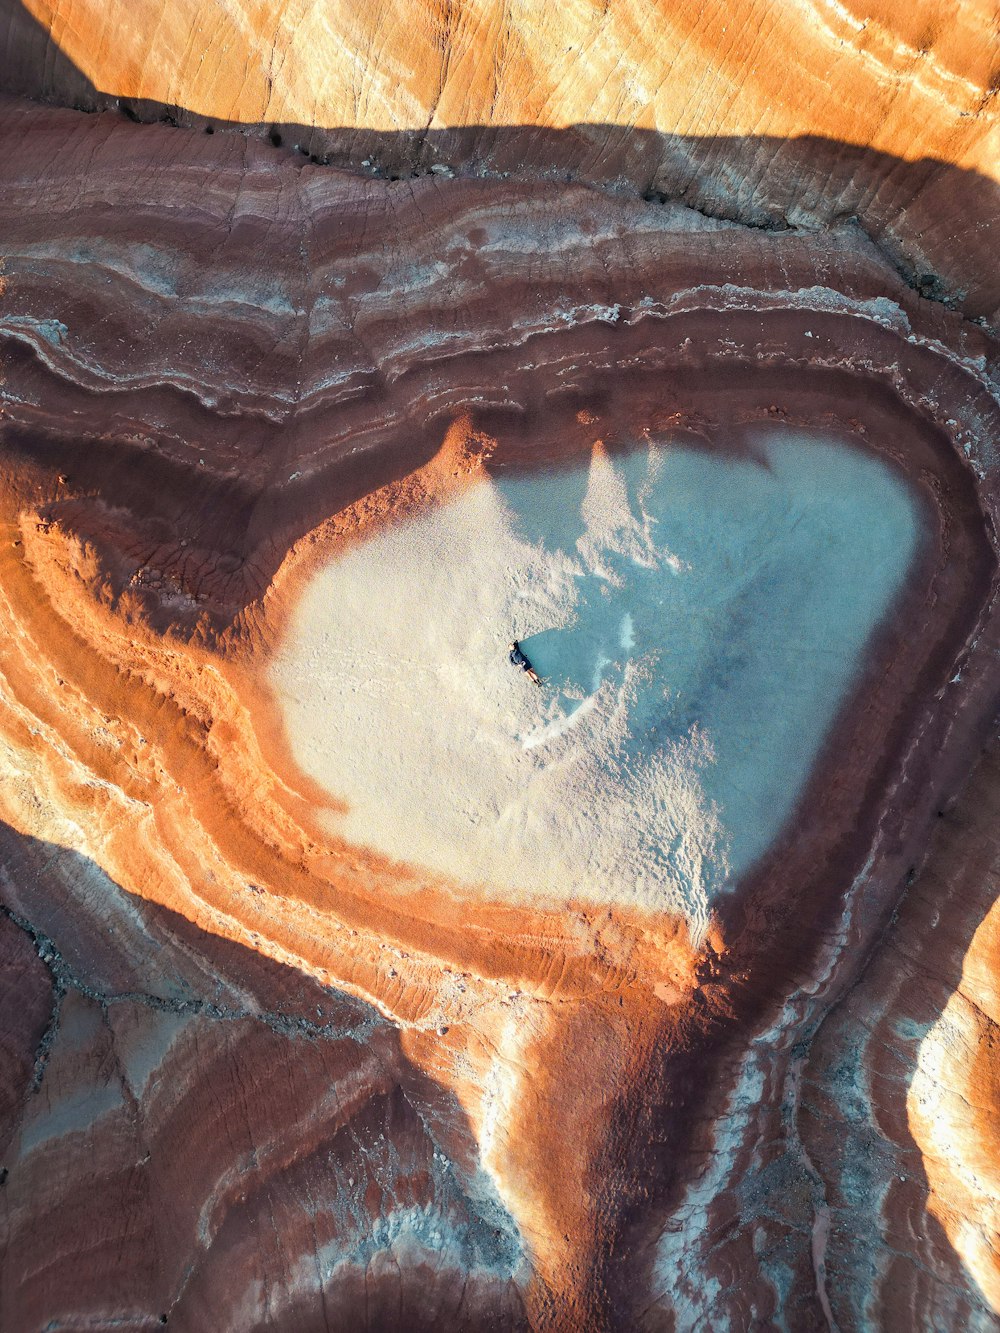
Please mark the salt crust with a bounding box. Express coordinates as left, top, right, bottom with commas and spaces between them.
271, 434, 919, 933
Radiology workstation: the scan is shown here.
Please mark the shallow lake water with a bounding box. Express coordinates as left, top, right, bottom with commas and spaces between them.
270, 433, 921, 935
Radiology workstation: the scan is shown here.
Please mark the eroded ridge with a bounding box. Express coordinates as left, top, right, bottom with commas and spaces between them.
0, 91, 998, 1330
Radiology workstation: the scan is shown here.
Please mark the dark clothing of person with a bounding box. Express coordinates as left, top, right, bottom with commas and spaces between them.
509, 642, 531, 670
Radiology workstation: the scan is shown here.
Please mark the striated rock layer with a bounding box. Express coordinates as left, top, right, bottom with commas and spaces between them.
3, 0, 1000, 323
0, 17, 998, 1331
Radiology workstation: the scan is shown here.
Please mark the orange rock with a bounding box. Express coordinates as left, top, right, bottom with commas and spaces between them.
0, 6, 999, 1325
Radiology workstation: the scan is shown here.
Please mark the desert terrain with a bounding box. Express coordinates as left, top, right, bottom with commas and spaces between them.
1, 2, 999, 1329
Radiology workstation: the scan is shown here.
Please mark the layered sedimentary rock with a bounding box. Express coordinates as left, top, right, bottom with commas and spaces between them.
1, 3, 1000, 1330
3, 0, 1000, 323
800, 736, 1000, 1330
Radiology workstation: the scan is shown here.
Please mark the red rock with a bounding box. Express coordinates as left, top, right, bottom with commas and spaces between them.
0, 5, 999, 1328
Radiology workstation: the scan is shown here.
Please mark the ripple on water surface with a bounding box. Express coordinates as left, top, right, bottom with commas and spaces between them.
270, 433, 922, 935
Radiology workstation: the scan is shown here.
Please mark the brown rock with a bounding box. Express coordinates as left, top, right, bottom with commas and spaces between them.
0, 5, 999, 1329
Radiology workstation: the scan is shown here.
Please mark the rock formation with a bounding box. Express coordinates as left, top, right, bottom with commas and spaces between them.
0, 2, 999, 1329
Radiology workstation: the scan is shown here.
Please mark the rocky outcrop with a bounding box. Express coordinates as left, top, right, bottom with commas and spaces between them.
798, 736, 1000, 1331
0, 835, 528, 1332
1, 4, 1000, 1328
3, 0, 1000, 323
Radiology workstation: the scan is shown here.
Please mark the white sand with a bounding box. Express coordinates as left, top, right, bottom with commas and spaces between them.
270, 434, 919, 934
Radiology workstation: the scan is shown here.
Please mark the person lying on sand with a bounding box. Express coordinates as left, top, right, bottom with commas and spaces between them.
508, 641, 542, 686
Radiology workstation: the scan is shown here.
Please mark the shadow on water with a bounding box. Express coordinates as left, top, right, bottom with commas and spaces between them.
1, 0, 1000, 1324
